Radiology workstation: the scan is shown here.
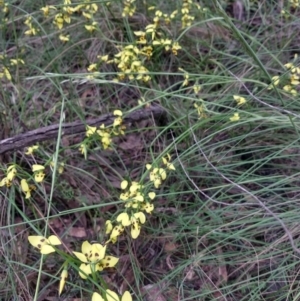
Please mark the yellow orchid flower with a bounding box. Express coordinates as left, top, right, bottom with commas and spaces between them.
0, 177, 11, 187
107, 225, 124, 244
2, 67, 12, 80
50, 161, 64, 174
7, 165, 17, 181
85, 21, 98, 32
86, 125, 97, 137
230, 113, 240, 122
28, 235, 61, 254
113, 110, 123, 127
73, 241, 118, 279
59, 34, 70, 42
73, 241, 106, 264
34, 171, 45, 183
21, 179, 31, 199
233, 95, 246, 106
40, 5, 57, 17
162, 154, 176, 170
25, 145, 39, 155
87, 63, 97, 72
142, 202, 154, 213
31, 165, 45, 182
53, 13, 64, 29
79, 143, 87, 159
131, 212, 146, 239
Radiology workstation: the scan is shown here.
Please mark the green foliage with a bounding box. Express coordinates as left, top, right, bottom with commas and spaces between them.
1, 0, 300, 300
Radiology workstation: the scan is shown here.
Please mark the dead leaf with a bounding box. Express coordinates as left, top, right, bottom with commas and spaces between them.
49, 217, 63, 230
68, 227, 87, 238
218, 265, 228, 284
166, 255, 174, 270
184, 266, 196, 281
119, 134, 143, 151
119, 255, 135, 292
141, 284, 167, 301
216, 247, 228, 285
164, 241, 178, 253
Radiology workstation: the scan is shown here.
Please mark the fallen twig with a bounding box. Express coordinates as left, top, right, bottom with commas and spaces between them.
0, 105, 165, 155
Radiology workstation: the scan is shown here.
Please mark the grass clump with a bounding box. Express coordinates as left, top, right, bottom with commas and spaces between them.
1, 0, 300, 300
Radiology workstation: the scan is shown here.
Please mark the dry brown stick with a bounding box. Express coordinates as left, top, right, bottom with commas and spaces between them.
0, 105, 166, 155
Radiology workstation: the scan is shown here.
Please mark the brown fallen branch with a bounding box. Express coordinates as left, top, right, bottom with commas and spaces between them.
0, 105, 166, 155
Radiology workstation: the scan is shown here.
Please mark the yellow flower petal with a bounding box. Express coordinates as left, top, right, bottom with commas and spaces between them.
230, 113, 240, 122
78, 263, 92, 279
87, 63, 97, 72
81, 240, 92, 256
35, 171, 45, 183
7, 166, 17, 181
167, 163, 175, 170
110, 226, 124, 239
134, 194, 144, 202
131, 221, 141, 239
73, 251, 89, 263
120, 192, 129, 201
154, 178, 161, 188
143, 202, 154, 213
48, 235, 61, 245
113, 116, 122, 127
159, 168, 167, 180
101, 135, 112, 149
28, 236, 47, 248
59, 34, 69, 42
105, 220, 113, 234
99, 55, 108, 62
85, 24, 97, 32
79, 143, 87, 158
122, 291, 132, 301
21, 179, 29, 192
0, 177, 8, 187
25, 145, 39, 155
97, 255, 119, 271
134, 212, 146, 224
90, 243, 106, 262
28, 235, 60, 254
58, 163, 64, 174
117, 212, 131, 226
81, 240, 92, 254
86, 125, 97, 137
148, 192, 156, 200
82, 11, 92, 19
32, 164, 45, 172
59, 269, 68, 295
40, 244, 56, 254
233, 95, 246, 105
113, 109, 123, 116
268, 76, 280, 88
129, 182, 141, 193
134, 31, 146, 36
106, 290, 120, 301
121, 180, 128, 190
92, 292, 105, 301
